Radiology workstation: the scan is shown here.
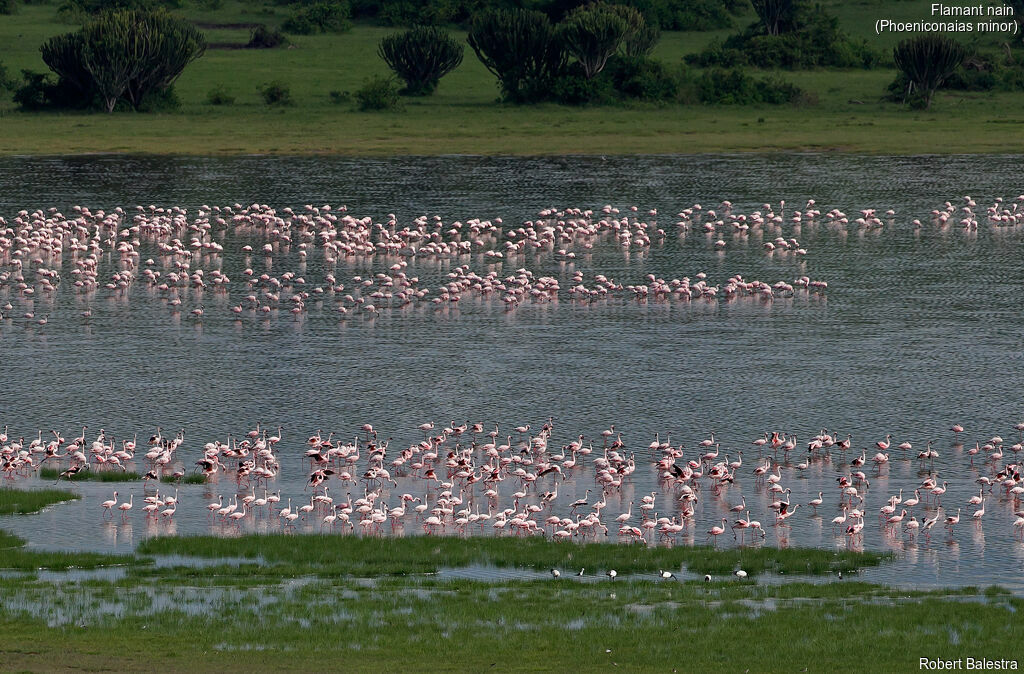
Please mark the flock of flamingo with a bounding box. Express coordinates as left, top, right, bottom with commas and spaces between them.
3, 419, 1024, 550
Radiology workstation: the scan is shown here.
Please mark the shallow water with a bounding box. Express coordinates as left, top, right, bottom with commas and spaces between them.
2, 154, 1024, 592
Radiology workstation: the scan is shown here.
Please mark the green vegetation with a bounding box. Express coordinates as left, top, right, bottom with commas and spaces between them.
378, 25, 462, 95
38, 467, 141, 482
160, 473, 207, 484
39, 8, 206, 112
0, 487, 78, 514
468, 8, 564, 103
136, 533, 889, 576
893, 33, 967, 109
0, 529, 137, 570
354, 73, 400, 109
0, 566, 1019, 671
1, 2, 1023, 154
282, 0, 351, 35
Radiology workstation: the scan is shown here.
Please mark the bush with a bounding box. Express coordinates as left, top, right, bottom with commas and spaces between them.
40, 9, 206, 112
1, 0, 17, 15
206, 84, 235, 105
13, 70, 90, 110
605, 54, 678, 101
355, 74, 401, 110
247, 24, 288, 48
468, 8, 566, 103
688, 4, 883, 69
282, 0, 351, 34
378, 26, 463, 96
259, 80, 293, 105
696, 67, 804, 105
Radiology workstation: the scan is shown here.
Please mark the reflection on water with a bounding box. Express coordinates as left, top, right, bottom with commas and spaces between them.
2, 154, 1024, 593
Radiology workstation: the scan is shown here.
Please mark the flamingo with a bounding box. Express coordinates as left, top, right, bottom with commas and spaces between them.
706, 518, 727, 545
117, 494, 133, 519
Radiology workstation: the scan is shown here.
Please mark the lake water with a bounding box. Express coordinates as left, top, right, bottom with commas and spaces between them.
2, 154, 1024, 593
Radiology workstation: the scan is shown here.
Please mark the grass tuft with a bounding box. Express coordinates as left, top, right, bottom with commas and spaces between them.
0, 487, 78, 515
38, 467, 140, 482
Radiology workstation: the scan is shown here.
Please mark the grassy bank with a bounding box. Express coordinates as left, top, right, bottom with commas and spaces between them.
136, 533, 889, 576
0, 531, 1014, 671
0, 487, 78, 515
0, 572, 1018, 672
2, 3, 1024, 155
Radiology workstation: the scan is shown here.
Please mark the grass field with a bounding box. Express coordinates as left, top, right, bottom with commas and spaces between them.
0, 530, 1018, 672
1, 1, 1023, 155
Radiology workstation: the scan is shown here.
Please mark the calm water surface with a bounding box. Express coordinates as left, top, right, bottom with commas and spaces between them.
1, 154, 1024, 592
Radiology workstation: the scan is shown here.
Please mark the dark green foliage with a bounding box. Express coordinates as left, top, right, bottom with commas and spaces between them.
0, 62, 14, 92
605, 54, 678, 101
378, 25, 463, 95
282, 0, 351, 34
40, 9, 205, 113
355, 74, 402, 110
560, 4, 629, 79
247, 24, 288, 48
0, 0, 17, 15
622, 22, 659, 58
697, 67, 804, 104
751, 0, 798, 35
259, 80, 292, 105
56, 0, 180, 21
468, 8, 566, 103
13, 70, 89, 110
688, 5, 882, 69
893, 33, 966, 109
207, 84, 235, 105
550, 62, 615, 104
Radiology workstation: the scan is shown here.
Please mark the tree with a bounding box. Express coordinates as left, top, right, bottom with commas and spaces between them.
40, 9, 205, 112
893, 34, 966, 109
378, 26, 463, 96
751, 0, 799, 36
560, 5, 629, 80
467, 9, 566, 103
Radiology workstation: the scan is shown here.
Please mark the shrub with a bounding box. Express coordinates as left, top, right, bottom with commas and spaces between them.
282, 0, 351, 34
247, 24, 288, 48
355, 74, 401, 110
328, 89, 351, 104
40, 9, 206, 112
893, 33, 966, 109
605, 54, 678, 101
259, 80, 292, 105
688, 5, 882, 69
1, 0, 17, 15
468, 8, 566, 103
206, 84, 235, 105
378, 25, 463, 96
13, 69, 89, 110
696, 67, 803, 104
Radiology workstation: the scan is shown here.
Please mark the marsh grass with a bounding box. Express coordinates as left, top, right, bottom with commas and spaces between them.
0, 529, 139, 570
136, 534, 889, 576
160, 473, 207, 485
0, 487, 78, 514
38, 467, 140, 482
0, 571, 1018, 672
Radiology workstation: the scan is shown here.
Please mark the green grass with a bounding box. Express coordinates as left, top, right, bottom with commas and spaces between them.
0, 487, 78, 514
161, 473, 207, 485
0, 572, 1018, 672
0, 529, 138, 570
1, 2, 1023, 155
136, 533, 889, 576
38, 467, 141, 482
